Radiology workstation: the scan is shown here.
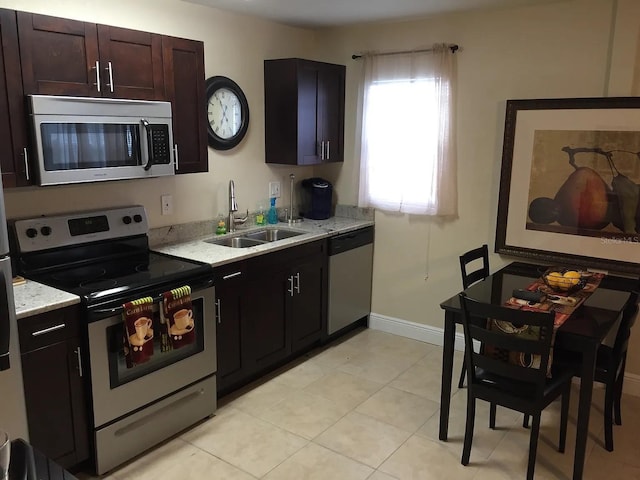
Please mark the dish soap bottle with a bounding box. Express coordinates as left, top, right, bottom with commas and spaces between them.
267, 197, 278, 224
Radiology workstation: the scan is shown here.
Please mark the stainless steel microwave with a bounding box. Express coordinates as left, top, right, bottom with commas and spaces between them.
29, 95, 175, 186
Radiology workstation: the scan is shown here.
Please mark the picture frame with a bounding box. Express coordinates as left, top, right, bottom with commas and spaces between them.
495, 97, 640, 275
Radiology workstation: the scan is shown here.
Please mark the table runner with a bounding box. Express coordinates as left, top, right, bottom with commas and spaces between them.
485, 271, 605, 375
505, 272, 605, 328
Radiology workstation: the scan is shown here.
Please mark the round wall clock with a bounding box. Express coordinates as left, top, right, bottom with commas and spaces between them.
205, 76, 250, 150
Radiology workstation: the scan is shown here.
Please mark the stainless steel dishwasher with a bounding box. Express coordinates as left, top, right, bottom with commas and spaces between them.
327, 226, 374, 335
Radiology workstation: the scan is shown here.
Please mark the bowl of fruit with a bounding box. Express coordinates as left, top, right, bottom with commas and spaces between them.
541, 267, 587, 294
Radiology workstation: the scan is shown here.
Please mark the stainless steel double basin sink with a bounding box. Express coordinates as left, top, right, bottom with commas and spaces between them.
205, 227, 305, 248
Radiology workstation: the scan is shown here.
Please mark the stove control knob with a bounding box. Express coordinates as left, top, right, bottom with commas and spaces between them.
40, 226, 52, 236
122, 216, 132, 225
26, 228, 38, 238
133, 214, 143, 223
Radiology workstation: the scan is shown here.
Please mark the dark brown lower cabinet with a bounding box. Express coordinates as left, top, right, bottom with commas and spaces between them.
18, 305, 89, 469
215, 240, 327, 396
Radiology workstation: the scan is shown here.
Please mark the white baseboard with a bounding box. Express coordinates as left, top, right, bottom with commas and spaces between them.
368, 312, 640, 398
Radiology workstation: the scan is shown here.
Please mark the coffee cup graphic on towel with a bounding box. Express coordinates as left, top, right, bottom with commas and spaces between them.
173, 309, 193, 330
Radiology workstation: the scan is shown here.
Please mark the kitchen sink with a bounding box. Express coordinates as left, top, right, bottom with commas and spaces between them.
204, 227, 305, 248
243, 228, 304, 242
205, 236, 266, 248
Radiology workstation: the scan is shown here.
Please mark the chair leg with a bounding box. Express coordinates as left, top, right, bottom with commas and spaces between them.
458, 358, 467, 389
559, 386, 570, 453
527, 414, 541, 480
614, 356, 627, 426
604, 377, 615, 452
489, 403, 496, 429
523, 414, 530, 428
462, 395, 476, 466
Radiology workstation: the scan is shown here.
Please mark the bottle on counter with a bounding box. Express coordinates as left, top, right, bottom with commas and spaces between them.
215, 216, 227, 234
267, 197, 278, 224
256, 202, 267, 226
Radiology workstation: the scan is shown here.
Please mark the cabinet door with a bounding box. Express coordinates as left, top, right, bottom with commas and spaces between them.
162, 36, 207, 174
21, 339, 89, 468
244, 269, 291, 372
96, 25, 164, 100
289, 253, 326, 353
297, 62, 321, 165
318, 64, 345, 163
215, 272, 245, 393
0, 9, 30, 187
19, 306, 89, 469
17, 12, 100, 96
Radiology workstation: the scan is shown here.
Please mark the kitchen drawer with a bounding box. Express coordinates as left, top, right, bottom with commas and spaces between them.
19, 305, 81, 353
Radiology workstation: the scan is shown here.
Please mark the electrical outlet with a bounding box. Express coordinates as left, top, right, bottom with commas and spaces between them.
269, 181, 281, 198
161, 194, 173, 215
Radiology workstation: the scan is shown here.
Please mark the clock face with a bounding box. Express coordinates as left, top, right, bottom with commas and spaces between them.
205, 76, 250, 150
207, 88, 242, 140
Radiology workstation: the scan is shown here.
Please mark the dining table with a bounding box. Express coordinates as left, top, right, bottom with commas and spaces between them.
439, 261, 637, 480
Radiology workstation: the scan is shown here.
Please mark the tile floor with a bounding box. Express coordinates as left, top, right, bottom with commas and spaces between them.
80, 328, 640, 479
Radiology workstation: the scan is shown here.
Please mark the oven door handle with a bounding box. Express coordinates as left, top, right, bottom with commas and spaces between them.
89, 278, 214, 319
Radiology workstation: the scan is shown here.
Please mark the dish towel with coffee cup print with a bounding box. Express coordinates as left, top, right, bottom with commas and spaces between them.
162, 286, 194, 350
122, 296, 155, 368
486, 270, 605, 377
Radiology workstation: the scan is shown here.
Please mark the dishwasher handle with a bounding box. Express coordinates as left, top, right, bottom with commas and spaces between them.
328, 226, 374, 255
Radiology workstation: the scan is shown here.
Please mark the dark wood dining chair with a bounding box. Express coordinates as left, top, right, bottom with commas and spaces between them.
457, 244, 490, 388
458, 293, 574, 480
551, 289, 639, 452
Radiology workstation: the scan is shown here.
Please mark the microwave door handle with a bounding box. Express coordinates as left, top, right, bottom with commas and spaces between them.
141, 119, 154, 171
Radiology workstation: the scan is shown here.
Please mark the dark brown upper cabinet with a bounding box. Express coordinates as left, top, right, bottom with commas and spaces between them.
0, 9, 30, 187
264, 58, 345, 165
162, 36, 208, 174
17, 12, 164, 100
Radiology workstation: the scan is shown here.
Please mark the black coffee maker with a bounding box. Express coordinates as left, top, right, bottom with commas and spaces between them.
301, 178, 333, 220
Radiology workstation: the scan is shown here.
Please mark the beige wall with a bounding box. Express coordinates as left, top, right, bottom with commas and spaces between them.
318, 0, 640, 376
0, 0, 319, 226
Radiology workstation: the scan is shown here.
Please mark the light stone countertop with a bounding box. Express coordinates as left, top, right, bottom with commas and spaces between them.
13, 279, 81, 320
151, 215, 374, 267
13, 206, 374, 319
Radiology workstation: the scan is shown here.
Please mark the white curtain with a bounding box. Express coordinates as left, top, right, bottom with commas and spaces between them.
357, 44, 458, 217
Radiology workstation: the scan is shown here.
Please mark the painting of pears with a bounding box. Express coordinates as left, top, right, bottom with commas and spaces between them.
526, 130, 640, 238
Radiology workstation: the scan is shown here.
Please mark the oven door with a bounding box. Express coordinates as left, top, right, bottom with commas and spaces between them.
87, 282, 215, 428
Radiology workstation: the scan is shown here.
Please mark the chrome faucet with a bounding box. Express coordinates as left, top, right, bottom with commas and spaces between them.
228, 180, 248, 232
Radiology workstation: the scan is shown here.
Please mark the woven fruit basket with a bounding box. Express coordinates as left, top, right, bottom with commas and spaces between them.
541, 267, 587, 294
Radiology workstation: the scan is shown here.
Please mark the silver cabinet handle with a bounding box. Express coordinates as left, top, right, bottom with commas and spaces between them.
106, 61, 114, 93
31, 323, 66, 337
222, 271, 242, 280
93, 60, 101, 92
22, 148, 29, 181
74, 347, 83, 378
294, 272, 301, 294
174, 144, 179, 171
321, 141, 325, 160
326, 141, 330, 160
215, 299, 221, 324
288, 276, 294, 297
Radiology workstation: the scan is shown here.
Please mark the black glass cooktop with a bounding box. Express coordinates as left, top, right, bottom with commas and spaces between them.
25, 251, 211, 305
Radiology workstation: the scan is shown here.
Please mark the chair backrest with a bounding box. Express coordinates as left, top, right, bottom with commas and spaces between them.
612, 290, 639, 361
459, 293, 555, 402
459, 245, 490, 289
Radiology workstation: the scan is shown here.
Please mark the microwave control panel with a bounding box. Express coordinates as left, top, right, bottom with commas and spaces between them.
148, 125, 170, 165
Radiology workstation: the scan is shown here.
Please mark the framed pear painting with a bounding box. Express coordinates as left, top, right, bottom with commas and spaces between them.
495, 97, 640, 275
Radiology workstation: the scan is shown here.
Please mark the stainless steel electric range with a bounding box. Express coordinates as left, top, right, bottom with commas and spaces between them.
11, 206, 217, 475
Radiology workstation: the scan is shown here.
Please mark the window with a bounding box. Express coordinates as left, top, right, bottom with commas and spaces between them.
358, 45, 458, 217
